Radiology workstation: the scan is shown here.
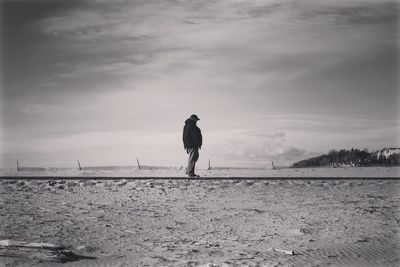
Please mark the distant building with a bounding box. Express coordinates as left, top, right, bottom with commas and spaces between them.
376, 148, 400, 158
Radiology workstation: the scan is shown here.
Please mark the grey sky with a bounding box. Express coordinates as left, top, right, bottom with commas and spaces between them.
1, 0, 399, 168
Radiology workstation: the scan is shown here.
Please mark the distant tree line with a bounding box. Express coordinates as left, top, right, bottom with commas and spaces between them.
292, 148, 400, 168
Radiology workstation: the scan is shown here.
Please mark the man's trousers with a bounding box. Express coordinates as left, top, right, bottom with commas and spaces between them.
186, 148, 199, 175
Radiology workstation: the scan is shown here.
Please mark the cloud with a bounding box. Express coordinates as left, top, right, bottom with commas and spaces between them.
296, 1, 398, 25
203, 129, 314, 167
2, 0, 398, 167
34, 0, 398, 91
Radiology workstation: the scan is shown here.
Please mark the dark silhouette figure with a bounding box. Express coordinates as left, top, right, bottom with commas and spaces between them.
183, 114, 202, 178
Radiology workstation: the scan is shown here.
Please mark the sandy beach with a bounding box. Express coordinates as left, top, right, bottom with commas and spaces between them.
1, 168, 399, 266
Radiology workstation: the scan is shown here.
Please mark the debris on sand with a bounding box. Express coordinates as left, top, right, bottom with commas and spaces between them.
268, 247, 295, 255
0, 240, 96, 263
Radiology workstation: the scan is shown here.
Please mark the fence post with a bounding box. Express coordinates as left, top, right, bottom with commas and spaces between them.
271, 160, 275, 170
77, 160, 82, 170
137, 158, 141, 170
17, 160, 20, 172
208, 159, 211, 170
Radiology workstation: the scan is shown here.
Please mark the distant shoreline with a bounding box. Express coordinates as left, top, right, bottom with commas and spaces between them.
1, 166, 399, 179
1, 176, 399, 180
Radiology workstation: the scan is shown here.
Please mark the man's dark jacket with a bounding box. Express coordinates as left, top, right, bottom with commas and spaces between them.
183, 119, 202, 149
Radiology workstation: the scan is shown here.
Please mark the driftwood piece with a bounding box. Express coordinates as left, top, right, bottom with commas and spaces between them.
0, 240, 65, 250
0, 240, 96, 263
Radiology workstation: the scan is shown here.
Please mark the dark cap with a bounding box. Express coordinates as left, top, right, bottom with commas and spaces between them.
190, 114, 200, 121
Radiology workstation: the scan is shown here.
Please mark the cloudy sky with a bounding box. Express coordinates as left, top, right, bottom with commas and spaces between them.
1, 0, 399, 168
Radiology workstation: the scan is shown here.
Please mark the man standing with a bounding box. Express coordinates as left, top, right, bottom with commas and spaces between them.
183, 114, 202, 178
